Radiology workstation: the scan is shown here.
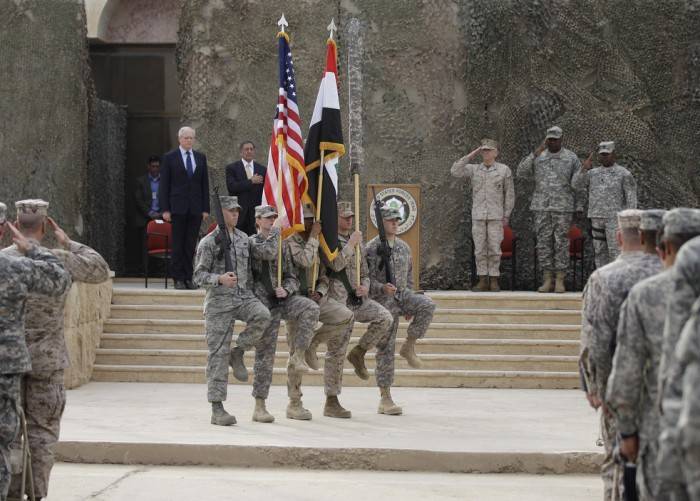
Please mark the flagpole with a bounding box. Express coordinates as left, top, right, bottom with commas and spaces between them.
311, 150, 325, 292
354, 173, 361, 287
276, 138, 284, 288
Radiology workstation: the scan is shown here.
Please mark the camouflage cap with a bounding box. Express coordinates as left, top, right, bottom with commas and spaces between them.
662, 208, 700, 237
219, 196, 240, 210
639, 209, 666, 231
598, 141, 615, 154
480, 138, 498, 150
617, 209, 642, 230
380, 206, 402, 220
337, 201, 354, 217
545, 126, 563, 139
302, 203, 315, 219
0, 202, 6, 224
15, 199, 49, 216
255, 204, 278, 218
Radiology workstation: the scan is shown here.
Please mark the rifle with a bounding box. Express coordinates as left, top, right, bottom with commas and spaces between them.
613, 436, 639, 501
372, 187, 395, 286
212, 187, 236, 278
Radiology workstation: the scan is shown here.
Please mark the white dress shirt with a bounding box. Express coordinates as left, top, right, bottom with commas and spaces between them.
180, 146, 197, 173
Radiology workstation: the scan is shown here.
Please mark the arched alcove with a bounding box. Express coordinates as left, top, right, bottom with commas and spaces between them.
93, 0, 179, 43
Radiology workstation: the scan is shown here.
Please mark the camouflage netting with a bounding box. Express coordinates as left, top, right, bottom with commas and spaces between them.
0, 0, 92, 241
179, 0, 700, 289
85, 98, 127, 272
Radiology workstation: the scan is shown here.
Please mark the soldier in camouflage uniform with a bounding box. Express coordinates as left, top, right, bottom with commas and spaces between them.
451, 138, 515, 292
0, 202, 70, 501
324, 202, 393, 386
2, 200, 109, 501
657, 216, 700, 500
517, 126, 582, 293
193, 196, 271, 426
572, 141, 637, 269
580, 209, 663, 501
366, 206, 436, 415
286, 205, 354, 420
248, 205, 320, 423
605, 210, 698, 501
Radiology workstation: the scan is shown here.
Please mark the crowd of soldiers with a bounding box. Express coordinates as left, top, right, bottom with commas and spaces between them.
0, 200, 110, 501
194, 197, 435, 425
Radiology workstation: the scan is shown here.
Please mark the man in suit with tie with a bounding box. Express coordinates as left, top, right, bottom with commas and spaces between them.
226, 141, 266, 236
159, 126, 210, 290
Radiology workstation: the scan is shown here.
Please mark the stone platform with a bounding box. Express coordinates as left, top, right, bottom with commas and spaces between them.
57, 383, 603, 475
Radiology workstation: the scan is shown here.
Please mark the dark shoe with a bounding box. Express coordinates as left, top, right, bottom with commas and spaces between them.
229, 347, 249, 382
175, 280, 187, 290
211, 402, 237, 426
489, 277, 501, 292
324, 396, 352, 418
186, 279, 198, 290
471, 275, 489, 292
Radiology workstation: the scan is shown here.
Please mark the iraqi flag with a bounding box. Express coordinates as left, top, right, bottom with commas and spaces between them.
304, 36, 345, 262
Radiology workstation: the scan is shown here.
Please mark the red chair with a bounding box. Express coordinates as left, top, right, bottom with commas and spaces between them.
470, 224, 518, 290
569, 225, 585, 291
144, 220, 172, 289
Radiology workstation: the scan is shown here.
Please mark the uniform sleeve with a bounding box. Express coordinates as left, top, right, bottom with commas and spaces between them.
55, 241, 110, 284
579, 277, 600, 396
450, 157, 477, 179
327, 239, 354, 272
288, 236, 319, 269
516, 153, 535, 178
570, 156, 585, 212
589, 279, 620, 399
360, 246, 371, 290
678, 360, 700, 461
316, 262, 329, 296
571, 166, 589, 191
193, 239, 220, 288
249, 228, 280, 261
281, 243, 300, 295
605, 294, 647, 435
504, 167, 515, 219
406, 244, 415, 291
23, 246, 71, 298
623, 172, 638, 209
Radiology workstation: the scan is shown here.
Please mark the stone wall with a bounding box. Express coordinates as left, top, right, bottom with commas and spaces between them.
64, 275, 113, 389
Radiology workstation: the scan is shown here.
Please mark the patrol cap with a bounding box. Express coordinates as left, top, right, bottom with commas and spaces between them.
0, 202, 6, 224
545, 126, 563, 139
337, 201, 354, 217
617, 209, 642, 230
380, 206, 402, 221
255, 205, 278, 218
639, 209, 666, 231
480, 138, 498, 150
662, 208, 700, 237
302, 203, 315, 219
598, 141, 615, 154
15, 199, 49, 216
219, 196, 240, 211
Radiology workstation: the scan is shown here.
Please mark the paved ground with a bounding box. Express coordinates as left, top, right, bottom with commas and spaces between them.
46, 463, 602, 501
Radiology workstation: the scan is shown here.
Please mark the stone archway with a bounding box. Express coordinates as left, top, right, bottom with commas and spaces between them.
88, 0, 179, 43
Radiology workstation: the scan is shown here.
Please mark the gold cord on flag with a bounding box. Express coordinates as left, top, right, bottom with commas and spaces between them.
311, 149, 325, 292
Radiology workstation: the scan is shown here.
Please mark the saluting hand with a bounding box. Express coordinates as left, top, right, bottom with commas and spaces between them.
47, 217, 69, 249
466, 145, 483, 161
534, 140, 547, 157
582, 152, 594, 171
7, 222, 32, 255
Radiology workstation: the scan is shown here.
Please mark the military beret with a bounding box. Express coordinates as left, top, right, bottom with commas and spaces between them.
302, 203, 315, 219
0, 202, 6, 224
255, 204, 278, 218
15, 199, 49, 216
617, 209, 642, 230
219, 196, 240, 211
598, 141, 615, 154
546, 126, 563, 139
639, 209, 666, 231
337, 201, 354, 217
662, 208, 700, 237
380, 206, 402, 220
480, 138, 499, 150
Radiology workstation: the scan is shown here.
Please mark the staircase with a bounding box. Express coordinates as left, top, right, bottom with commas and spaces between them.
92, 287, 582, 389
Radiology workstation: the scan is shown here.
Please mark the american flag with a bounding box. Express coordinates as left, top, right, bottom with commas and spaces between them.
262, 30, 308, 236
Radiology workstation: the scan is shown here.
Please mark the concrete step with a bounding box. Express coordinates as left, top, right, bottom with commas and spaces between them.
111, 288, 582, 311
99, 333, 580, 355
90, 364, 580, 389
94, 348, 578, 372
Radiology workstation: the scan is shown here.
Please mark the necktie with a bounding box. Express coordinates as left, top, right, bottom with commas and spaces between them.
186, 151, 193, 178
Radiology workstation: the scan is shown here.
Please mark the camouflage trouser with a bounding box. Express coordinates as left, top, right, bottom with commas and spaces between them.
534, 210, 572, 272
351, 298, 393, 351
288, 297, 353, 399
205, 297, 271, 402
7, 370, 65, 500
473, 219, 503, 277
601, 411, 623, 501
251, 294, 319, 400
0, 375, 21, 501
376, 291, 436, 388
658, 404, 689, 500
638, 440, 661, 501
591, 216, 620, 269
680, 363, 700, 501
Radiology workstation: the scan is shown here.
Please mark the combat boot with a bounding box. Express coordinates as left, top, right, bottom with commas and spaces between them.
471, 275, 489, 292
229, 346, 248, 382
399, 337, 422, 368
286, 398, 312, 420
489, 276, 501, 292
252, 397, 275, 423
378, 387, 402, 415
347, 345, 369, 380
323, 396, 352, 418
288, 350, 309, 374
538, 271, 554, 293
554, 271, 567, 293
211, 402, 237, 426
305, 338, 320, 370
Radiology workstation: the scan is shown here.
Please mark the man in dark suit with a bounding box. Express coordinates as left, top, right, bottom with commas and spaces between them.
132, 155, 162, 273
158, 126, 210, 290
226, 140, 266, 235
